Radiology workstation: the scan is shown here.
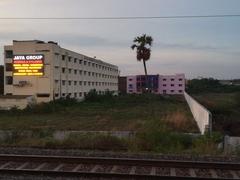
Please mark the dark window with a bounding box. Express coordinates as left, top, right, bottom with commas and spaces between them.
62, 55, 65, 60
179, 78, 183, 81
88, 82, 91, 86
163, 84, 166, 87
179, 90, 183, 93
5, 50, 13, 58
62, 68, 65, 73
79, 60, 82, 64
68, 69, 71, 74
84, 61, 87, 65
79, 81, 82, 85
62, 80, 65, 85
79, 70, 82, 75
171, 84, 174, 87
171, 90, 174, 93
129, 78, 132, 81
163, 90, 167, 94
74, 58, 77, 63
5, 63, 13, 71
74, 81, 77, 85
171, 78, 175, 81
84, 71, 86, 75
55, 94, 59, 97
88, 72, 91, 76
129, 84, 133, 88
37, 93, 50, 97
179, 84, 183, 87
88, 62, 90, 66
79, 92, 82, 97
84, 81, 86, 85
74, 70, 77, 74
74, 93, 77, 97
62, 93, 65, 96
5, 76, 13, 85
68, 81, 71, 85
163, 78, 166, 81
68, 57, 71, 62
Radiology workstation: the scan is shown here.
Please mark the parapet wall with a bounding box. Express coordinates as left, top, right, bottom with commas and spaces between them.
184, 92, 212, 134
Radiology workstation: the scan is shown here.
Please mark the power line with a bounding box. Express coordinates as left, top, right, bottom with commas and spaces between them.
0, 14, 240, 20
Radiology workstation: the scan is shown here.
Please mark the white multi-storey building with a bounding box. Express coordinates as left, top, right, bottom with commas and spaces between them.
1, 40, 118, 108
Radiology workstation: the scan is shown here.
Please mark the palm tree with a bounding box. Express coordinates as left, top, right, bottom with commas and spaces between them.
131, 34, 153, 92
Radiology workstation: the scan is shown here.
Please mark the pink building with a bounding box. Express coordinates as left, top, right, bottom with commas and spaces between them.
125, 74, 185, 95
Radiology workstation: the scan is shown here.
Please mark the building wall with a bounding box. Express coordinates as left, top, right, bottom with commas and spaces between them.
3, 40, 119, 104
125, 74, 185, 95
118, 76, 127, 94
159, 74, 185, 94
0, 65, 3, 95
126, 76, 137, 94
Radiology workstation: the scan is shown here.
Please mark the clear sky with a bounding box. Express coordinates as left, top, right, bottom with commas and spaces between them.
0, 0, 240, 79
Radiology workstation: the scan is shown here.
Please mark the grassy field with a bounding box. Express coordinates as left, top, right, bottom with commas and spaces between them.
193, 92, 240, 136
0, 94, 198, 133
0, 94, 227, 155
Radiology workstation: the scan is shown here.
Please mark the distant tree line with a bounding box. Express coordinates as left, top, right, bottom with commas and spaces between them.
0, 65, 3, 95
186, 78, 240, 94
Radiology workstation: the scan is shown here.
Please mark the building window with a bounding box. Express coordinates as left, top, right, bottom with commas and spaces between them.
179, 84, 183, 87
92, 82, 94, 86
179, 78, 183, 81
163, 90, 166, 94
62, 93, 65, 97
88, 82, 91, 86
79, 70, 82, 75
74, 81, 77, 85
79, 81, 82, 85
55, 94, 59, 97
84, 92, 87, 96
74, 58, 77, 63
62, 68, 65, 73
84, 61, 87, 65
79, 60, 82, 64
92, 72, 94, 76
74, 93, 77, 98
88, 72, 91, 76
163, 78, 166, 81
84, 71, 87, 75
92, 63, 95, 67
37, 93, 50, 97
79, 92, 82, 97
5, 63, 13, 71
163, 84, 166, 87
179, 90, 183, 93
84, 81, 86, 86
171, 84, 174, 87
68, 57, 71, 62
62, 80, 65, 85
129, 84, 133, 89
5, 76, 13, 85
171, 90, 174, 93
88, 62, 90, 66
129, 78, 132, 81
68, 81, 71, 85
171, 78, 175, 81
68, 69, 71, 74
74, 69, 77, 74
5, 50, 13, 58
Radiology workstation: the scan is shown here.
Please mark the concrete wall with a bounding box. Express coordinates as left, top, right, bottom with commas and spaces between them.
223, 135, 240, 152
184, 92, 212, 134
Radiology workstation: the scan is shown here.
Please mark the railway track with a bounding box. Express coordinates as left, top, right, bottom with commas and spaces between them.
0, 154, 239, 179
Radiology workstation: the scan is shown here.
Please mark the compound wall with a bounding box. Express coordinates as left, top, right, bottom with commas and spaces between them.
184, 92, 212, 134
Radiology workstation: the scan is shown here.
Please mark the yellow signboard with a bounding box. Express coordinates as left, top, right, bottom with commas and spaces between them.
13, 55, 44, 76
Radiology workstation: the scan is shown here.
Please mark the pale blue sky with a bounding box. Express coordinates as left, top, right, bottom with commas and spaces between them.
0, 0, 240, 79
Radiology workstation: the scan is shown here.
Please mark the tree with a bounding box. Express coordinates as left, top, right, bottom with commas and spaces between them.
131, 34, 153, 91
